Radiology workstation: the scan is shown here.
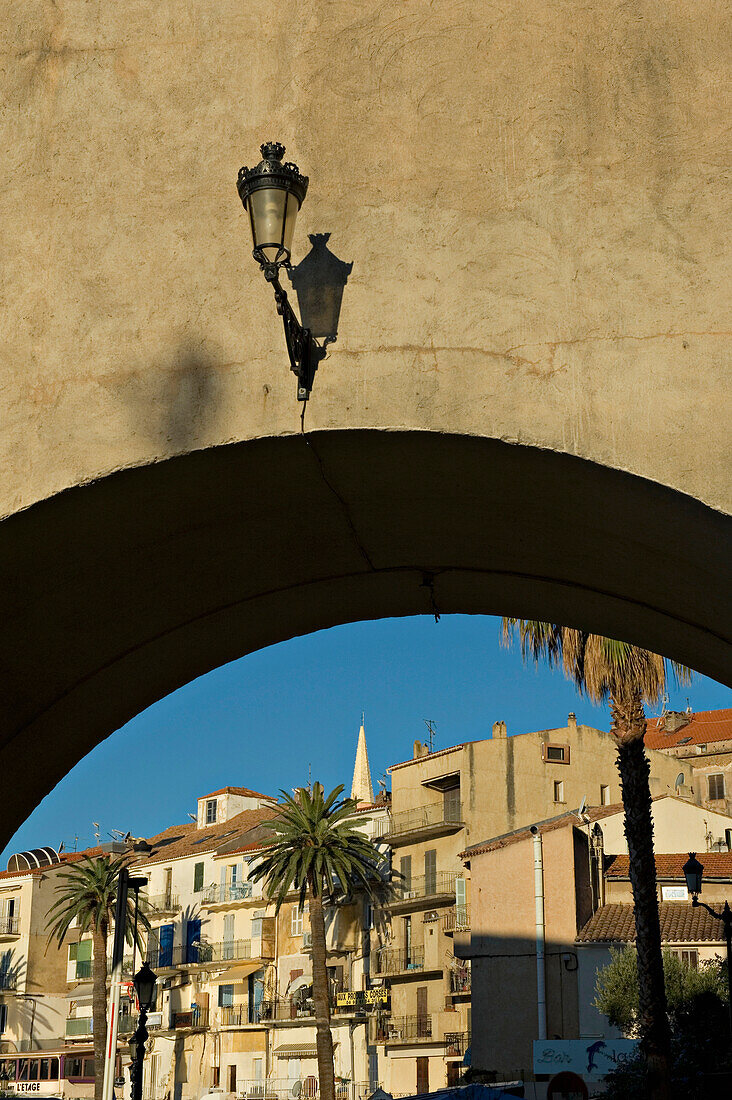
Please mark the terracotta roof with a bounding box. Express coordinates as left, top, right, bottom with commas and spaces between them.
577, 902, 725, 943
606, 852, 732, 880
388, 743, 471, 772
137, 807, 276, 865
199, 787, 275, 801
645, 708, 732, 750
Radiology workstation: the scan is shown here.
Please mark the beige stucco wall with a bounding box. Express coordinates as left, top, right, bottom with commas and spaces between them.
598, 795, 732, 855
390, 722, 696, 842
0, 0, 730, 517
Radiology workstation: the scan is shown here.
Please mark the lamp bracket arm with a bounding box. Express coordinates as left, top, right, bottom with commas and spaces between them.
693, 898, 724, 922
266, 271, 316, 401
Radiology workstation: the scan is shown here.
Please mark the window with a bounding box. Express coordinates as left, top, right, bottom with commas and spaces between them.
206, 799, 218, 824
416, 1057, 429, 1094
553, 780, 564, 803
708, 774, 725, 801
443, 781, 461, 821
193, 862, 204, 893
404, 916, 412, 963
543, 743, 570, 764
229, 1066, 237, 1093
600, 785, 610, 805
212, 1068, 220, 1088
291, 906, 304, 936
0, 1004, 6, 1033
679, 949, 699, 970
218, 984, 234, 1008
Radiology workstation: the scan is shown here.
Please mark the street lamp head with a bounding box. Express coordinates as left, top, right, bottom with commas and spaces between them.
132, 960, 157, 1013
128, 1035, 139, 1064
237, 143, 309, 274
683, 852, 704, 900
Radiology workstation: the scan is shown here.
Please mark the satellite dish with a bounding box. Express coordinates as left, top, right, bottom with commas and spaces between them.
675, 772, 685, 790
291, 1082, 302, 1098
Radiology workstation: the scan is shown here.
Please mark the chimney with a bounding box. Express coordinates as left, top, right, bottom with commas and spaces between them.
492, 720, 507, 740
413, 740, 428, 759
568, 712, 577, 733
664, 712, 690, 734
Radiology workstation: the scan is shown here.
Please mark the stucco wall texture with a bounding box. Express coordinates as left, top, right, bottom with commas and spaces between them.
1, 0, 730, 517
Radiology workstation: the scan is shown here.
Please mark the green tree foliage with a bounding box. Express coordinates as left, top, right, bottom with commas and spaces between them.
595, 945, 728, 1035
502, 619, 690, 1100
249, 784, 388, 1100
46, 854, 149, 1100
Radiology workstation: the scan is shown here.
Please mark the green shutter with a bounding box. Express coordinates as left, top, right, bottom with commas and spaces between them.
77, 940, 92, 961
194, 863, 204, 893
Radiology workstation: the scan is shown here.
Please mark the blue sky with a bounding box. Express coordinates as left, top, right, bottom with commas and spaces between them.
2, 615, 730, 863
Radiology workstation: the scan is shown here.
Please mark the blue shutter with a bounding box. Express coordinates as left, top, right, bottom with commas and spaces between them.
159, 925, 174, 969
186, 919, 201, 964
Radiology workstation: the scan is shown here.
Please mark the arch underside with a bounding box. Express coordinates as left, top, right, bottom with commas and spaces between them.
0, 430, 729, 847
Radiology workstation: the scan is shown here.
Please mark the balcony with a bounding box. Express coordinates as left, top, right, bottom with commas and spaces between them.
449, 962, 471, 995
384, 1015, 432, 1042
373, 946, 424, 976
172, 1008, 210, 1029
202, 883, 253, 905
375, 801, 464, 845
442, 905, 470, 934
145, 939, 252, 969
444, 1032, 471, 1057
0, 917, 20, 937
239, 1081, 374, 1100
145, 893, 181, 916
389, 872, 459, 912
217, 1005, 253, 1027
0, 972, 17, 991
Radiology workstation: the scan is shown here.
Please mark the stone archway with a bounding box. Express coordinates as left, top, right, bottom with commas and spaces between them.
0, 429, 728, 847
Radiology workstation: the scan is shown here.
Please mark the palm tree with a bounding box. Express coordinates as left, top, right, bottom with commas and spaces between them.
46, 854, 148, 1100
248, 784, 386, 1100
502, 620, 691, 1100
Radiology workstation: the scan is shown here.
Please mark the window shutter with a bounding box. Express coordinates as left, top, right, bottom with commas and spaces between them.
193, 863, 204, 893
77, 940, 92, 962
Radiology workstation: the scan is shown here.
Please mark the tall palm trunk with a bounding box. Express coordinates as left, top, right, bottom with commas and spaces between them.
612, 690, 671, 1100
309, 883, 335, 1100
92, 921, 109, 1100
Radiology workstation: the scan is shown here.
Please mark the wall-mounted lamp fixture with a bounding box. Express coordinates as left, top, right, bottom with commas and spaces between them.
237, 142, 317, 401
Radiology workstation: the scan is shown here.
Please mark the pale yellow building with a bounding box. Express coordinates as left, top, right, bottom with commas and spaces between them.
371, 715, 698, 1096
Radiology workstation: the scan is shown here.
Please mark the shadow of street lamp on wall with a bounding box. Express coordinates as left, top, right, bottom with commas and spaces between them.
288, 233, 353, 346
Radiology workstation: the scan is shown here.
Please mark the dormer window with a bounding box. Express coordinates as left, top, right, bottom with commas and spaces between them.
206, 799, 218, 825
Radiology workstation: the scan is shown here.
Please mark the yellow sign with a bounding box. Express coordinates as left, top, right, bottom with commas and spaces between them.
335, 988, 389, 1007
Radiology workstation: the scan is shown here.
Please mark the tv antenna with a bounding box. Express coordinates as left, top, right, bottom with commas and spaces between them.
423, 720, 437, 753
92, 822, 100, 843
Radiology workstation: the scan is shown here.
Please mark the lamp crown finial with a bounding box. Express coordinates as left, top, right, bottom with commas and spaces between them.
261, 141, 286, 162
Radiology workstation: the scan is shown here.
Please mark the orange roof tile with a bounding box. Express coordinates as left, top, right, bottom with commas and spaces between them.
138, 807, 276, 865
606, 852, 732, 879
577, 902, 725, 943
645, 708, 732, 750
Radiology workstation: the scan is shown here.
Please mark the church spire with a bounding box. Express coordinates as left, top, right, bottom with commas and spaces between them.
350, 718, 374, 806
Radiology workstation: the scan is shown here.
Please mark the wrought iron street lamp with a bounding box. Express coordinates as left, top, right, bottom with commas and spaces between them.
237, 142, 317, 402
683, 852, 732, 1037
128, 961, 157, 1100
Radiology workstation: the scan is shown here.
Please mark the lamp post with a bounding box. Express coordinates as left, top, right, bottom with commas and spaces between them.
128, 961, 157, 1100
683, 852, 732, 1037
236, 142, 319, 401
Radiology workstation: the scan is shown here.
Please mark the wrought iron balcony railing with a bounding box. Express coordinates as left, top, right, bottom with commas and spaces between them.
444, 1031, 471, 1056
202, 882, 253, 905
442, 905, 470, 933
449, 963, 471, 994
145, 939, 252, 968
385, 1015, 432, 1041
392, 871, 459, 904
375, 801, 463, 840
144, 893, 181, 915
0, 917, 20, 936
172, 1008, 210, 1029
373, 946, 424, 975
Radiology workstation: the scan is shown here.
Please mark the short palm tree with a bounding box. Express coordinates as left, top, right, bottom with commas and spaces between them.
249, 784, 386, 1100
46, 854, 148, 1100
502, 620, 691, 1100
